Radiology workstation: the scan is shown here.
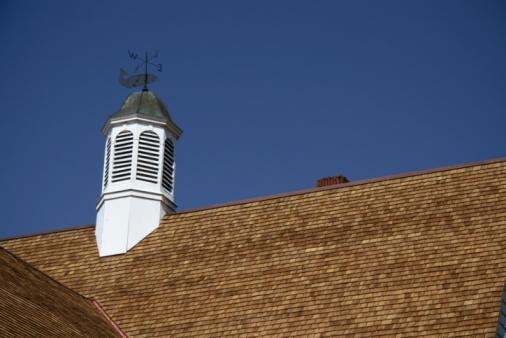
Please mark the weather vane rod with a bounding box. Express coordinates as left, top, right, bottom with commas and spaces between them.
119, 50, 162, 91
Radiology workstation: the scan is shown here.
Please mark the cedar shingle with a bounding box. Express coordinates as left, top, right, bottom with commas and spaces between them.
1, 159, 505, 336
0, 247, 122, 337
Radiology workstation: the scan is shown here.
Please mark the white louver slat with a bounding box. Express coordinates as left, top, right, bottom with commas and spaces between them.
112, 131, 133, 182
103, 138, 111, 187
136, 131, 160, 184
162, 138, 175, 193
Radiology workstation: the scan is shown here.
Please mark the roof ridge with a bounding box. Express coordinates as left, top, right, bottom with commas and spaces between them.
0, 246, 92, 302
91, 299, 128, 337
2, 157, 504, 239
0, 223, 95, 242
1, 245, 124, 336
176, 157, 506, 215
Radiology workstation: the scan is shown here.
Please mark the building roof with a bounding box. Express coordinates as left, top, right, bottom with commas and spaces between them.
1, 158, 505, 336
112, 91, 173, 120
102, 91, 183, 139
0, 246, 123, 337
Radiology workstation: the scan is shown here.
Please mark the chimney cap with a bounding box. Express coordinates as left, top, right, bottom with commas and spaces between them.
316, 175, 349, 188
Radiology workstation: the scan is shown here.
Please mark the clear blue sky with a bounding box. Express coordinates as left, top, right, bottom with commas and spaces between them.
1, 1, 505, 238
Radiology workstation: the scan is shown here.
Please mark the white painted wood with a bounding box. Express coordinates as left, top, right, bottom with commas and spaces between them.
96, 92, 182, 257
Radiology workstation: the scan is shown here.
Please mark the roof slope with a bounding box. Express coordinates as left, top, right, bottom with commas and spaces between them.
1, 159, 506, 337
0, 247, 122, 337
112, 91, 173, 120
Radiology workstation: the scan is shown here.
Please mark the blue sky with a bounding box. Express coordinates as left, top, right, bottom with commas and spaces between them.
0, 1, 505, 238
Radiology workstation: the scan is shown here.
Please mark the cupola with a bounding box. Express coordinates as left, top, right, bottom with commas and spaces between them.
96, 91, 183, 257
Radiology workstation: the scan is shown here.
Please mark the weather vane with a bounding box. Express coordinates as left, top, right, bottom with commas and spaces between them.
119, 50, 162, 91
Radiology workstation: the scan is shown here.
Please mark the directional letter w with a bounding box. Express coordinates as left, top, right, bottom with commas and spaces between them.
128, 50, 138, 60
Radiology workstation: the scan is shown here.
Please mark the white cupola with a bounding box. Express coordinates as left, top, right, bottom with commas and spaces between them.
96, 90, 183, 257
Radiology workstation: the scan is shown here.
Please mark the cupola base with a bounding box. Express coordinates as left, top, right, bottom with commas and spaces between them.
96, 192, 175, 257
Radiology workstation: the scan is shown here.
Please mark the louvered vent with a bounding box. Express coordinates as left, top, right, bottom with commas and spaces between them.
162, 138, 175, 193
112, 131, 133, 183
103, 138, 111, 187
136, 131, 160, 184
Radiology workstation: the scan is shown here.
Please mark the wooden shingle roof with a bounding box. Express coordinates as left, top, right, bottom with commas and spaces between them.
1, 158, 505, 337
0, 246, 123, 337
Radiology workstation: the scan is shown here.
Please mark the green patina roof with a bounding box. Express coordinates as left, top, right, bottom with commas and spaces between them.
112, 91, 173, 121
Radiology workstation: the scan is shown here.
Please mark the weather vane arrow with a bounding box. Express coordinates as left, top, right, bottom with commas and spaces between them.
119, 51, 162, 91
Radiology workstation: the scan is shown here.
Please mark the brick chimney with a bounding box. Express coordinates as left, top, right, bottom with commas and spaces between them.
316, 175, 349, 188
